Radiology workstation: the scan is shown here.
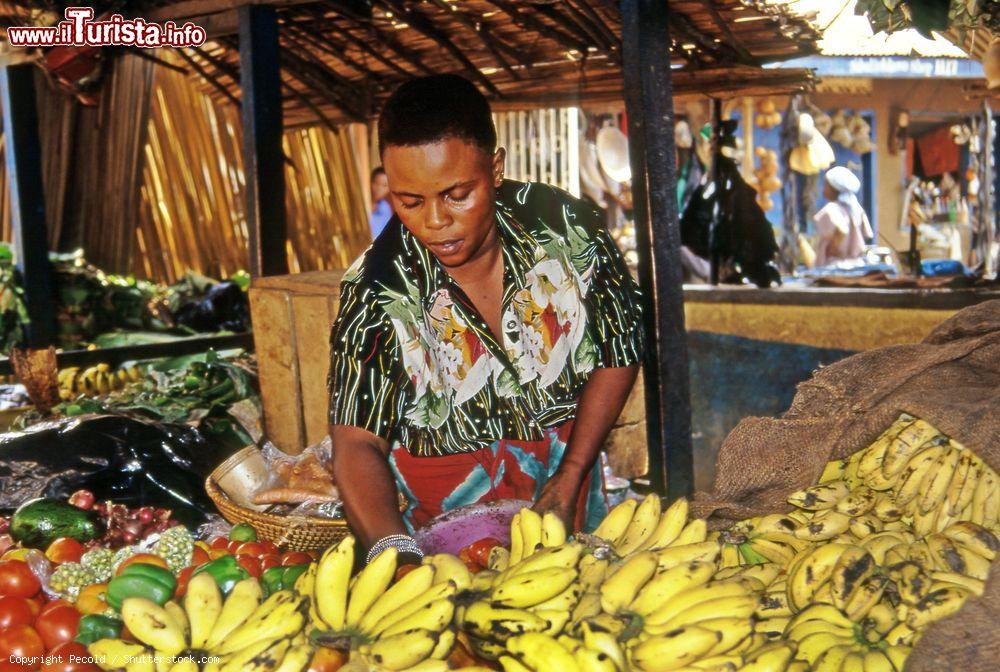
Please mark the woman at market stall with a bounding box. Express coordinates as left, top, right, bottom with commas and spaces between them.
327, 75, 644, 563
814, 165, 874, 267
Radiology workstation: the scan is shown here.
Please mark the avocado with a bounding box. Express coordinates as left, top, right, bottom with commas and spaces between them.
10, 499, 101, 549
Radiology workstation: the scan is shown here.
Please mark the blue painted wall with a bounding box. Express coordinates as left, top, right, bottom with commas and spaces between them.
687, 330, 856, 490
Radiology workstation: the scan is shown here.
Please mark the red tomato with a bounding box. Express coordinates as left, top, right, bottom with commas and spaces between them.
280, 552, 312, 567
115, 554, 168, 576
34, 605, 80, 650
0, 625, 44, 670
0, 597, 34, 629
0, 560, 41, 599
259, 554, 281, 572
209, 537, 229, 551
236, 555, 261, 579
235, 542, 264, 557
39, 600, 72, 617
44, 539, 85, 565
174, 567, 195, 599
226, 541, 242, 554
258, 541, 279, 556
465, 537, 501, 569
190, 546, 210, 567
41, 642, 100, 672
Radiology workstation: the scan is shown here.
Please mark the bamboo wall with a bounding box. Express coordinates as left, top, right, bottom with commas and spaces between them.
138, 53, 371, 283
0, 51, 372, 284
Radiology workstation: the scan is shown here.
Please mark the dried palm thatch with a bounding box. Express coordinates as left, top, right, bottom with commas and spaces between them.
1, 0, 820, 128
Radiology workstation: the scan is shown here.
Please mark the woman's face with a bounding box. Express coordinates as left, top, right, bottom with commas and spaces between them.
382, 138, 505, 269
823, 180, 839, 201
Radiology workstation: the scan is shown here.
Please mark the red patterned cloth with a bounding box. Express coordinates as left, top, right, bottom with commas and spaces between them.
388, 419, 608, 532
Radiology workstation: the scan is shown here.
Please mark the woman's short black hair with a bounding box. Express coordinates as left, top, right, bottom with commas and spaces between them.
378, 75, 496, 155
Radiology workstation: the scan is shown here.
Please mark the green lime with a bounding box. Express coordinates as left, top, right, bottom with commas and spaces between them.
229, 523, 257, 542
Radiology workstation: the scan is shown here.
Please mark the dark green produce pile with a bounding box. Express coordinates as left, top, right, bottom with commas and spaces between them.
17, 350, 260, 452
0, 244, 251, 354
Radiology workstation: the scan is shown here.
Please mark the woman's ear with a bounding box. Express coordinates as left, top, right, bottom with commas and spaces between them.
492, 148, 507, 188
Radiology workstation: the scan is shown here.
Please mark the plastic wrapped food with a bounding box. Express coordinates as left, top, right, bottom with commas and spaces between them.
251, 438, 339, 506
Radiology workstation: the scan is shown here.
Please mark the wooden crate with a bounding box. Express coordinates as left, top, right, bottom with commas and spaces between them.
248, 270, 344, 455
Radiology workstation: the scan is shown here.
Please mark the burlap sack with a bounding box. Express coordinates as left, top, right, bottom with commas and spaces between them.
691, 298, 1000, 670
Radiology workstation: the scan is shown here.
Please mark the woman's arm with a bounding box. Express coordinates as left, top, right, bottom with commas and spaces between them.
533, 364, 640, 525
329, 424, 408, 549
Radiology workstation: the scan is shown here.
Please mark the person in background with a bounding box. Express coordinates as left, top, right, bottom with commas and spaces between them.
368, 167, 393, 239
814, 166, 873, 267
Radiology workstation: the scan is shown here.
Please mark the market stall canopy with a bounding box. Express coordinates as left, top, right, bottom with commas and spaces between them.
0, 0, 820, 126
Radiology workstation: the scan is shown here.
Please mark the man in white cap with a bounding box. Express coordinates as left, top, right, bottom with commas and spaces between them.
814, 165, 874, 267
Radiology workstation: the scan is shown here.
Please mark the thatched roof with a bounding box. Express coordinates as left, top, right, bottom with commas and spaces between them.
2, 0, 820, 127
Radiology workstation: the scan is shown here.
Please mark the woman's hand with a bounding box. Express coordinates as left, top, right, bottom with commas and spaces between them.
532, 469, 583, 528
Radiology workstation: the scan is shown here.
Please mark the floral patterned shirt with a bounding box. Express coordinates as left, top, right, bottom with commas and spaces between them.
327, 180, 645, 457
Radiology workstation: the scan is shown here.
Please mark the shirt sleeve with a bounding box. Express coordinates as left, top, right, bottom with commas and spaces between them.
580, 206, 645, 369
327, 278, 405, 441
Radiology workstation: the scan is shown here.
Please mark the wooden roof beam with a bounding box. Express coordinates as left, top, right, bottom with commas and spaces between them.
280, 21, 376, 79
426, 0, 520, 81
695, 0, 756, 65
669, 10, 739, 66
374, 0, 502, 96
218, 33, 369, 121
177, 48, 242, 107
145, 0, 312, 25
482, 0, 590, 54
315, 3, 435, 77
568, 0, 620, 53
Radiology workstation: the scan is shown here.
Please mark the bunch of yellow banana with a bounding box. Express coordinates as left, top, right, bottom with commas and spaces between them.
846, 414, 1000, 536
496, 626, 626, 672
784, 543, 887, 621
718, 514, 806, 569
492, 509, 570, 570
781, 603, 911, 672
459, 539, 583, 657
87, 573, 310, 672
592, 495, 704, 558
293, 537, 458, 671
58, 363, 143, 399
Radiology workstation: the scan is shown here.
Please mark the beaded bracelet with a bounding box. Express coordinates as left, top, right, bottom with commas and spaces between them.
366, 533, 423, 564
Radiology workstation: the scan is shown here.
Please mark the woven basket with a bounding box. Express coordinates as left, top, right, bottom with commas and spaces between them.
205, 446, 350, 552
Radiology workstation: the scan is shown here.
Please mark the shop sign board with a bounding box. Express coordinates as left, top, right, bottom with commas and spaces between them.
771, 56, 984, 79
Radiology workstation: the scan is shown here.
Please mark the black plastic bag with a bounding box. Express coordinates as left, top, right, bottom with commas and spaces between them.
173, 282, 250, 333
0, 415, 232, 526
680, 120, 782, 288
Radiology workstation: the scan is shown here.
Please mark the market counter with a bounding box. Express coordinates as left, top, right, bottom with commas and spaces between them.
249, 271, 1000, 491
679, 284, 1000, 490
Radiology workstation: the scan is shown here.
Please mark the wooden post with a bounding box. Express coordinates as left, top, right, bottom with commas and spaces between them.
620, 0, 694, 499
239, 4, 289, 277
0, 65, 56, 347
